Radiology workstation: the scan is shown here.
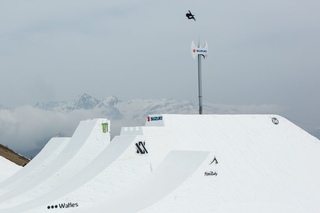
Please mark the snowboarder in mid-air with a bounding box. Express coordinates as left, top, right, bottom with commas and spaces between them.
186, 10, 196, 21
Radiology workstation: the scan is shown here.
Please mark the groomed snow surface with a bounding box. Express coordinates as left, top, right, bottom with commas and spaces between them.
0, 115, 320, 213
0, 157, 21, 183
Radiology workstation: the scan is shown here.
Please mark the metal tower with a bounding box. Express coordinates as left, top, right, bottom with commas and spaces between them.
191, 40, 208, 114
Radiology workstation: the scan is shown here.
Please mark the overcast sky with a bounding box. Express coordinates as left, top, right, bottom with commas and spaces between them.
0, 0, 319, 128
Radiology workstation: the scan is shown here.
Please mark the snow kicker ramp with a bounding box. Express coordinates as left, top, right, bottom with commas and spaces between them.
0, 137, 70, 194
75, 150, 210, 213
4, 134, 150, 213
0, 118, 110, 209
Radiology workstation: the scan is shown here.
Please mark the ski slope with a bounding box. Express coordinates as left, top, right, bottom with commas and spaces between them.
0, 114, 320, 212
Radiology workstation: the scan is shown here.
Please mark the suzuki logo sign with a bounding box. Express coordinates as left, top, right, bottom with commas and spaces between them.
191, 41, 208, 59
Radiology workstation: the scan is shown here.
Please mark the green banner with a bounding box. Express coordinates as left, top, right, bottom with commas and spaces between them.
102, 122, 108, 133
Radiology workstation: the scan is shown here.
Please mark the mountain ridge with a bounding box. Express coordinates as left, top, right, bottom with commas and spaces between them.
34, 93, 200, 120
34, 93, 320, 138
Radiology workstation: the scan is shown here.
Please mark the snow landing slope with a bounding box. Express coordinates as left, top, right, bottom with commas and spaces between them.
1, 114, 320, 213
140, 115, 320, 213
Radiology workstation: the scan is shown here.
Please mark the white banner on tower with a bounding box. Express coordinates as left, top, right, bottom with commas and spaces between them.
191, 41, 208, 59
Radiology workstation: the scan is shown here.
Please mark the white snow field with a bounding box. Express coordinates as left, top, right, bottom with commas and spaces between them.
0, 157, 21, 183
1, 114, 320, 213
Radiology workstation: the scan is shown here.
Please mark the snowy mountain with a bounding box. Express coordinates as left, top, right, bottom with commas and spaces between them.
35, 93, 102, 112
35, 94, 123, 119
34, 94, 201, 124
35, 93, 198, 116
34, 93, 284, 121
